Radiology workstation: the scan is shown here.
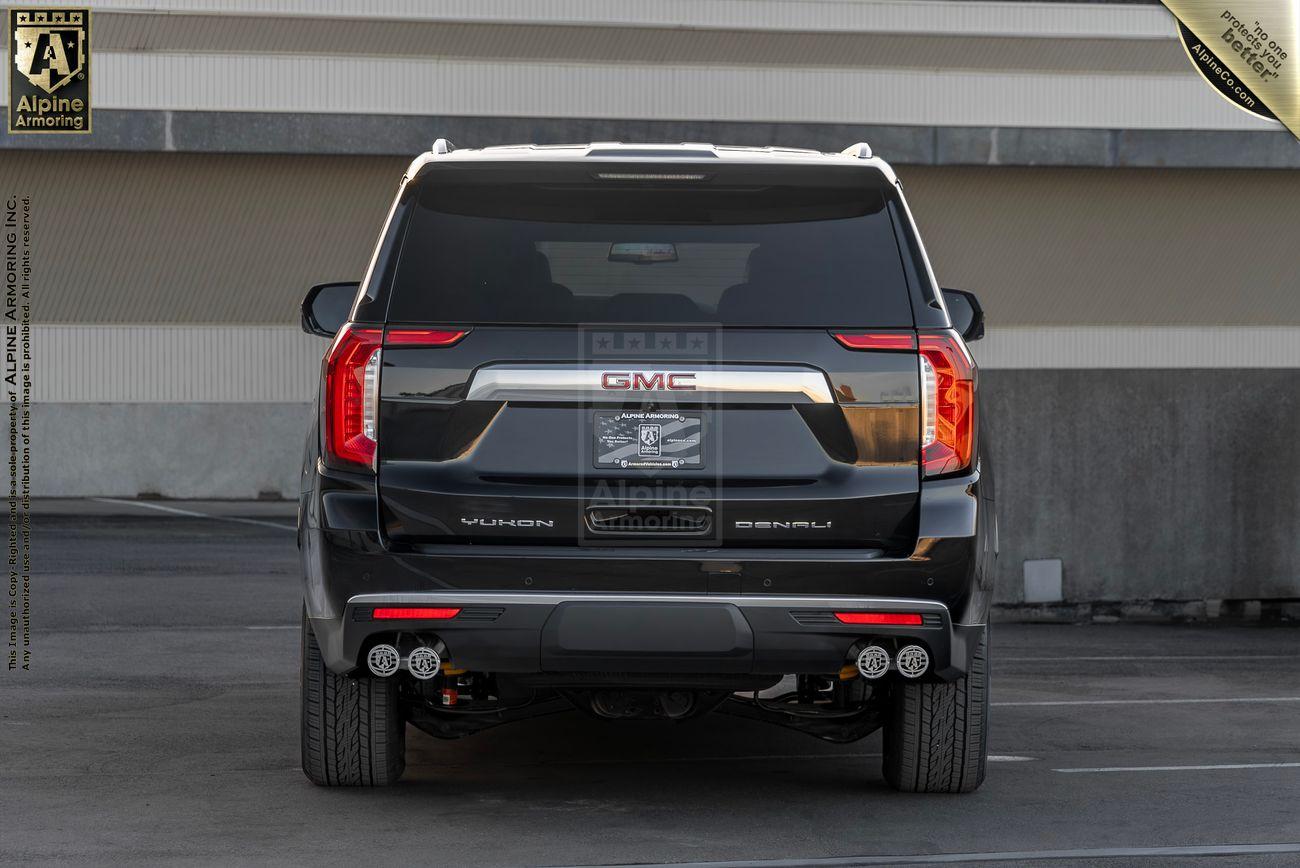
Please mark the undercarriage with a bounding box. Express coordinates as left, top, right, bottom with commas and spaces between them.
399, 668, 890, 743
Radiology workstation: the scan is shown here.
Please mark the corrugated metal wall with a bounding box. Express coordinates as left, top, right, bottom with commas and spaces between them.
1, 53, 1263, 131
14, 152, 1300, 328
21, 151, 1300, 407
38, 0, 1183, 40
9, 152, 403, 324
35, 326, 323, 403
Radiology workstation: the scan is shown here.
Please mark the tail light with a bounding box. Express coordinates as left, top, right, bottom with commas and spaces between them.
385, 328, 468, 347
324, 325, 383, 469
832, 332, 917, 351
918, 332, 975, 477
324, 326, 469, 470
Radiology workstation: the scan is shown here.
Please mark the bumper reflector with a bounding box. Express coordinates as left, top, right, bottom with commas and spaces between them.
372, 606, 462, 620
834, 612, 923, 626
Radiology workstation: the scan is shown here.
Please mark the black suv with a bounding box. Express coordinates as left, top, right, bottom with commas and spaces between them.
298, 140, 994, 792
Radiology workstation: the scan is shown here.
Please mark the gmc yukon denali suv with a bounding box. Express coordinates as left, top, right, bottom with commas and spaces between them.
298, 140, 994, 792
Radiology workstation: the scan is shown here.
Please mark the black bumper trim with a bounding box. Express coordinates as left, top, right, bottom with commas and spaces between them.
314, 592, 977, 682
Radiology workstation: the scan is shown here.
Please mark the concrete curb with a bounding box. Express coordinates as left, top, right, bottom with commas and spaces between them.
995, 599, 1300, 623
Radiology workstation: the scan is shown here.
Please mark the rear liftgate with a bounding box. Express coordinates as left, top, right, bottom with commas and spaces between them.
375, 329, 922, 553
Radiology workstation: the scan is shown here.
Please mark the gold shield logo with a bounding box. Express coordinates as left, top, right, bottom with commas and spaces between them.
8, 8, 91, 133
12, 9, 86, 94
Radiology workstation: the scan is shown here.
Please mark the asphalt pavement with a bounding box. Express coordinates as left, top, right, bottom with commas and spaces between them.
4, 500, 1300, 866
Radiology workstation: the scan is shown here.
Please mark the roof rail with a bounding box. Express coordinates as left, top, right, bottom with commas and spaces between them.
431, 138, 455, 155
841, 142, 873, 159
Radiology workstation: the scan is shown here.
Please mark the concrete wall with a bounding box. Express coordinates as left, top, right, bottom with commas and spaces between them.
985, 370, 1300, 603
35, 403, 312, 501
34, 366, 1300, 606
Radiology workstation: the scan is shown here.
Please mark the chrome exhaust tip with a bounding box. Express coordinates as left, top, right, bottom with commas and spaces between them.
855, 645, 891, 679
366, 644, 400, 677
896, 645, 930, 679
407, 645, 442, 680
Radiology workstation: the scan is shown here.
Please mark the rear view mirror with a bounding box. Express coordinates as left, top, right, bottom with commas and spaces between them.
941, 288, 985, 343
301, 282, 359, 337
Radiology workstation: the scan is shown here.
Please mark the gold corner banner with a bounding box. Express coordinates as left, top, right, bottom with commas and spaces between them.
1161, 0, 1298, 136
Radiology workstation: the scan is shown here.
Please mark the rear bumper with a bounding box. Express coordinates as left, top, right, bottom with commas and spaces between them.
301, 462, 994, 681
309, 592, 983, 681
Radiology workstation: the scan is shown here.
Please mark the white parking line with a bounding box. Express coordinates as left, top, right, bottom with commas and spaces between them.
92, 497, 296, 531
1003, 654, 1298, 661
1056, 762, 1300, 774
496, 753, 1038, 767
245, 625, 299, 630
995, 696, 1300, 707
562, 752, 880, 765
632, 842, 1300, 866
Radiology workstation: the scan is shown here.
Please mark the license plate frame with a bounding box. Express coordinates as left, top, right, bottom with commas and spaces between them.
593, 410, 705, 470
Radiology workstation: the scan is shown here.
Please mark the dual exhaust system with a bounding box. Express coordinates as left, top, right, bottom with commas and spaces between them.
855, 643, 930, 680
366, 642, 442, 680
369, 638, 928, 682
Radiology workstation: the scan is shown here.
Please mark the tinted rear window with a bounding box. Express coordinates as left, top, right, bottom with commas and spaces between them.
386, 175, 914, 327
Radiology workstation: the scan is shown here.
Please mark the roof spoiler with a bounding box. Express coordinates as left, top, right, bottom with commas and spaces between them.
426, 137, 877, 160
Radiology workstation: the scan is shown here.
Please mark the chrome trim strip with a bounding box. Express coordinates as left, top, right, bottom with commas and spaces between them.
348, 592, 948, 612
465, 365, 834, 404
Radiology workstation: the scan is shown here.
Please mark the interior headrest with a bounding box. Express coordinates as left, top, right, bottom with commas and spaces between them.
510, 249, 554, 285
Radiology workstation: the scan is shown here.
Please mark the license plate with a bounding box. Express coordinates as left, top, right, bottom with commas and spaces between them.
594, 411, 704, 469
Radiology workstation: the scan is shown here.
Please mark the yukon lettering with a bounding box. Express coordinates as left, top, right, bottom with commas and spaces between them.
461, 517, 555, 528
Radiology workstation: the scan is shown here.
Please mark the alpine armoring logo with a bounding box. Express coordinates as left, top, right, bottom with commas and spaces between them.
8, 8, 91, 133
600, 372, 697, 391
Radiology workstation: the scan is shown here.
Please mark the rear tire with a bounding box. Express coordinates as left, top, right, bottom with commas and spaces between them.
882, 626, 988, 793
300, 612, 406, 786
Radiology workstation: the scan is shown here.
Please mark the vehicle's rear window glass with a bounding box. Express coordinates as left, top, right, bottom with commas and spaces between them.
386, 179, 914, 327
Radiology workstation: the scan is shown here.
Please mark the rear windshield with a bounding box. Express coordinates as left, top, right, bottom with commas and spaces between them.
386, 175, 914, 327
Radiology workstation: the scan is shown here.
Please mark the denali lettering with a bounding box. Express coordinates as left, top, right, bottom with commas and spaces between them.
461, 518, 556, 528
601, 372, 696, 391
734, 520, 833, 530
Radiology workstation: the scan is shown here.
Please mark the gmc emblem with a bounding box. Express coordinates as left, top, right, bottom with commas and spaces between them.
601, 372, 696, 391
